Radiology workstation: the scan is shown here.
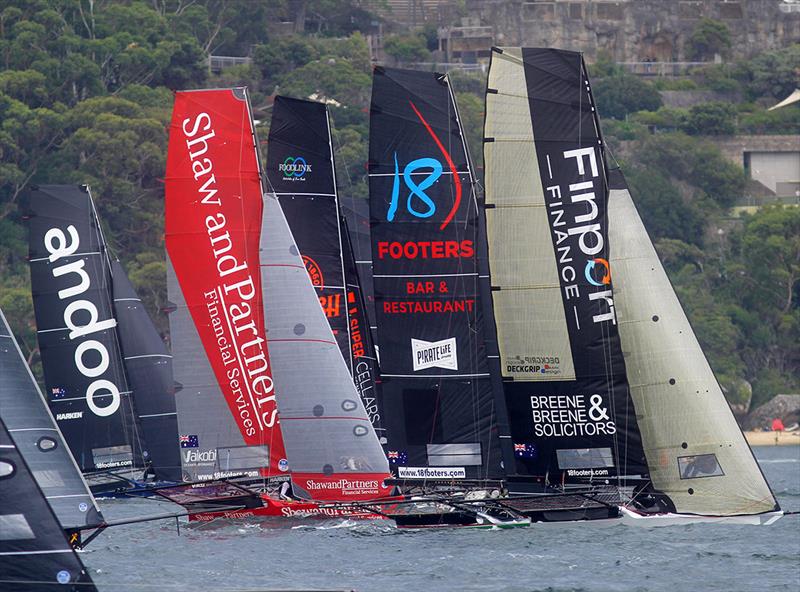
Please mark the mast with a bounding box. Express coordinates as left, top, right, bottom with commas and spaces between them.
368, 66, 503, 481
165, 88, 289, 482
0, 307, 103, 531
266, 96, 386, 441
28, 184, 145, 477
483, 48, 647, 488
110, 260, 182, 482
0, 415, 97, 591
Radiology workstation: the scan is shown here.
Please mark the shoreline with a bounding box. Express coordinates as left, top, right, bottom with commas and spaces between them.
744, 430, 800, 446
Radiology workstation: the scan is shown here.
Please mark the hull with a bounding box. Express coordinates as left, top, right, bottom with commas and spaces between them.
188, 495, 391, 522
619, 506, 784, 527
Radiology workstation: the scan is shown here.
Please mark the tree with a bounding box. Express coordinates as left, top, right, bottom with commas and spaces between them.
592, 72, 662, 119
742, 44, 800, 100
685, 18, 731, 61
684, 101, 736, 136
383, 34, 430, 63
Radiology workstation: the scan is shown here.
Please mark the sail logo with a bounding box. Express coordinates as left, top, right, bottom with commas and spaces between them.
411, 337, 458, 371
41, 225, 123, 418
302, 255, 323, 287
584, 258, 611, 287
386, 101, 462, 231
530, 394, 616, 438
279, 156, 310, 181
544, 146, 616, 328
180, 111, 281, 440
183, 448, 217, 464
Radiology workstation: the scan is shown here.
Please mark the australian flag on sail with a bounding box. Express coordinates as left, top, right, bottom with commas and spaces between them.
514, 443, 537, 460
179, 434, 199, 448
51, 386, 67, 399
387, 450, 408, 464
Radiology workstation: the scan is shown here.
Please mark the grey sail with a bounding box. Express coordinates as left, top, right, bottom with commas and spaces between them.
0, 415, 97, 592
259, 193, 391, 501
166, 257, 255, 482
0, 308, 103, 531
607, 170, 779, 516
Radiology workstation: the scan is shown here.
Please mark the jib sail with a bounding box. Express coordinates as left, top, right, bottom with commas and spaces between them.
165, 88, 289, 481
607, 169, 778, 516
266, 95, 385, 440
483, 48, 647, 485
0, 307, 103, 531
368, 67, 503, 480
111, 260, 182, 482
0, 415, 97, 592
28, 185, 144, 475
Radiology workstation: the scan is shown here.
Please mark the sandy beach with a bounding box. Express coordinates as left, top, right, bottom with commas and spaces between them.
745, 430, 800, 446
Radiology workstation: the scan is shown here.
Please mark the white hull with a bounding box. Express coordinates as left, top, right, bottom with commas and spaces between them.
619, 506, 784, 527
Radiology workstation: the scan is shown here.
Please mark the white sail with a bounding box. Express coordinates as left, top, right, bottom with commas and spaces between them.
484, 47, 576, 381
608, 172, 778, 516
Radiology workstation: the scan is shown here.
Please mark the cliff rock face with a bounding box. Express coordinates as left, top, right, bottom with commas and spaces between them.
744, 394, 800, 430
466, 0, 800, 62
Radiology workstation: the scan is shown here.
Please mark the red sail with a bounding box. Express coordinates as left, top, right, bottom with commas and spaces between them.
165, 88, 288, 476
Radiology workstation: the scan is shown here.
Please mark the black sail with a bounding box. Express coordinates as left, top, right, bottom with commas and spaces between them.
28, 185, 144, 475
0, 308, 103, 531
111, 260, 181, 482
341, 215, 385, 440
483, 48, 647, 486
368, 67, 503, 480
266, 96, 384, 436
341, 198, 378, 347
0, 416, 97, 592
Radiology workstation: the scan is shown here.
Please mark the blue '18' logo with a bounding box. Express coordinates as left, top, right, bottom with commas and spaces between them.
387, 154, 442, 221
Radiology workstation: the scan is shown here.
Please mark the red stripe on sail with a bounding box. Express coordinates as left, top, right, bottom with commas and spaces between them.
408, 100, 462, 231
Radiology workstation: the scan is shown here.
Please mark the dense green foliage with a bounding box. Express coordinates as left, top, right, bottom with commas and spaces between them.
0, 1, 796, 409
685, 18, 732, 61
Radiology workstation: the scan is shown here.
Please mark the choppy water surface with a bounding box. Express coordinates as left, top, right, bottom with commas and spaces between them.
86, 445, 800, 592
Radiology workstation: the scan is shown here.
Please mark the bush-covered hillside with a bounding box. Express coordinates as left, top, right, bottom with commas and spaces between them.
0, 2, 797, 411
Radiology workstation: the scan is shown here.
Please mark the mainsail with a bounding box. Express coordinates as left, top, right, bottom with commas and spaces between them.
0, 415, 97, 591
111, 261, 182, 482
266, 95, 384, 440
28, 185, 144, 476
0, 308, 103, 531
368, 67, 504, 480
483, 48, 647, 486
165, 88, 289, 481
607, 170, 779, 516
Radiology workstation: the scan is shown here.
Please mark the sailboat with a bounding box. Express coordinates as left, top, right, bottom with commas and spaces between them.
367, 66, 508, 486
363, 51, 781, 527
161, 87, 392, 521
27, 185, 181, 495
0, 414, 98, 591
0, 306, 104, 540
266, 95, 385, 444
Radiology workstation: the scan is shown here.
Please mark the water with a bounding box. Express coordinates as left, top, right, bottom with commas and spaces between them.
86, 445, 800, 592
